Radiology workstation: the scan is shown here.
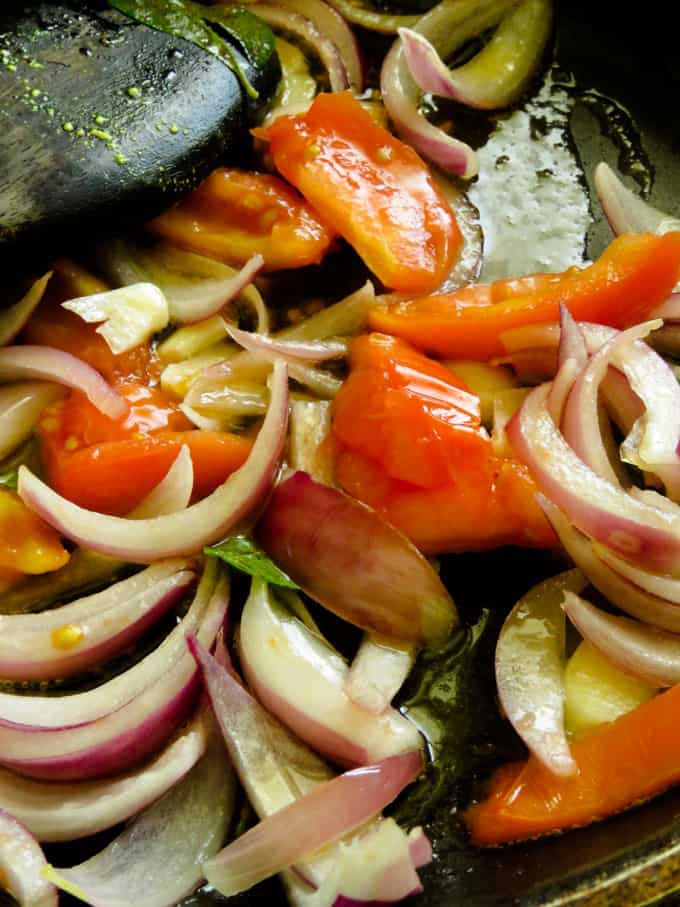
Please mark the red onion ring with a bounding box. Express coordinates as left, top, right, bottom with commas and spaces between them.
0, 559, 196, 681
380, 0, 520, 179
46, 723, 236, 907
127, 444, 194, 518
17, 360, 288, 562
0, 381, 66, 462
203, 750, 422, 896
562, 590, 678, 688
594, 162, 680, 237
0, 810, 57, 907
0, 273, 52, 348
0, 564, 226, 780
542, 498, 680, 634
273, 0, 363, 90
249, 4, 350, 91
239, 579, 423, 767
169, 254, 264, 325
257, 471, 457, 645
0, 346, 126, 420
507, 382, 680, 573
0, 714, 207, 842
227, 325, 347, 363
496, 570, 585, 776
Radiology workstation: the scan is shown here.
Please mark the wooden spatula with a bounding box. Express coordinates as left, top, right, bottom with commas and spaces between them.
0, 0, 279, 270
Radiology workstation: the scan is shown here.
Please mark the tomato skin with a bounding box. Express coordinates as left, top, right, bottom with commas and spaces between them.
37, 385, 251, 515
370, 231, 680, 360
331, 334, 555, 554
256, 92, 461, 294
148, 167, 336, 271
21, 260, 161, 386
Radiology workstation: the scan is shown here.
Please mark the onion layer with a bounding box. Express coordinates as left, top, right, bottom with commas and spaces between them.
562, 591, 679, 689
496, 570, 585, 776
204, 750, 422, 896
257, 471, 457, 646
238, 579, 422, 766
17, 360, 289, 562
0, 381, 66, 462
0, 563, 226, 780
0, 559, 196, 681
0, 346, 126, 420
0, 273, 51, 347
0, 715, 207, 842
0, 810, 57, 907
594, 162, 680, 237
46, 722, 236, 907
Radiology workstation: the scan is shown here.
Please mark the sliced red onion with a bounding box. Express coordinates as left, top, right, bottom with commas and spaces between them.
0, 273, 51, 347
562, 321, 657, 485
0, 714, 207, 842
227, 325, 347, 363
171, 254, 264, 324
249, 4, 350, 91
128, 444, 194, 518
496, 570, 585, 777
204, 750, 422, 896
0, 564, 226, 780
612, 328, 680, 502
191, 636, 428, 900
542, 498, 680, 634
507, 382, 680, 573
0, 559, 196, 681
17, 360, 288, 562
189, 632, 334, 816
381, 0, 519, 179
381, 39, 478, 179
562, 590, 678, 688
600, 366, 644, 436
0, 381, 65, 461
344, 636, 415, 715
322, 0, 419, 33
239, 579, 423, 766
399, 0, 551, 110
0, 346, 126, 420
257, 471, 457, 645
97, 240, 270, 331
0, 560, 195, 680
273, 0, 363, 89
46, 727, 236, 907
186, 281, 375, 405
595, 544, 680, 605
594, 162, 680, 237
0, 810, 57, 907
397, 27, 459, 99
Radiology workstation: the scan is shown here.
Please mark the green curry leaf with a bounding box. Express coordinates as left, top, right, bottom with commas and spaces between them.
204, 535, 300, 589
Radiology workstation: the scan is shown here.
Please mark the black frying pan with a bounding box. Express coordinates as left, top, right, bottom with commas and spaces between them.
6, 1, 680, 905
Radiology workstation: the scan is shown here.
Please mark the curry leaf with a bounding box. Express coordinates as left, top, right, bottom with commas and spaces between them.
204, 535, 300, 589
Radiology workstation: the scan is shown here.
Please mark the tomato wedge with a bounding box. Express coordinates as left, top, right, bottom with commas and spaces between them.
37, 384, 252, 515
255, 91, 462, 294
466, 682, 680, 846
331, 333, 555, 554
148, 167, 336, 271
370, 231, 680, 359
